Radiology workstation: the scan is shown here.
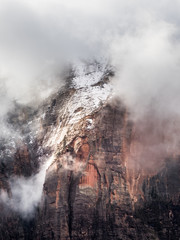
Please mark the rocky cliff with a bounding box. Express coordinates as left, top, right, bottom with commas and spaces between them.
0, 64, 179, 240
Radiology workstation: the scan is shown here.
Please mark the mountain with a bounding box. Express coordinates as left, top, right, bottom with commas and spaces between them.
0, 62, 179, 240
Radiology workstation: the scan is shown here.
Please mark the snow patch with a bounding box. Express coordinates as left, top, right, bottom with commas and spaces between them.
86, 119, 94, 130
68, 84, 112, 124
72, 60, 109, 88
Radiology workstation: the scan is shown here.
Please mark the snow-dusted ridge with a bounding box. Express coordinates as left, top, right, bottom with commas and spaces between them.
0, 61, 114, 218
71, 60, 113, 89
43, 61, 113, 151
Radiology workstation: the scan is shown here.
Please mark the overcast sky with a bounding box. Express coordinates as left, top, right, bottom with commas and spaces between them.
1, 0, 180, 136
1, 0, 180, 217
0, 0, 180, 148
0, 0, 180, 106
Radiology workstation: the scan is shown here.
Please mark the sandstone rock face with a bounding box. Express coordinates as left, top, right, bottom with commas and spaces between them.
0, 65, 179, 239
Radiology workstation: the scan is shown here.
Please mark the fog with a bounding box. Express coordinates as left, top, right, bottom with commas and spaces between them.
0, 155, 54, 218
110, 8, 180, 171
1, 0, 180, 108
1, 0, 180, 217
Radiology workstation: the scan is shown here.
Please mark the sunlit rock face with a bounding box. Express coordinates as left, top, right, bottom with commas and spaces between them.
0, 63, 180, 240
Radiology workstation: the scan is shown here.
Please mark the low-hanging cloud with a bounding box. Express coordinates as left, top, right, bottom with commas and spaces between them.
0, 155, 53, 218
111, 18, 180, 119
1, 0, 180, 106
0, 0, 180, 104
109, 3, 180, 170
1, 0, 180, 216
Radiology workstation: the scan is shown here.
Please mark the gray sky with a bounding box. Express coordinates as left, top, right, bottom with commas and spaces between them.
1, 0, 180, 216
1, 0, 180, 146
1, 0, 180, 140
1, 0, 180, 156
0, 0, 180, 105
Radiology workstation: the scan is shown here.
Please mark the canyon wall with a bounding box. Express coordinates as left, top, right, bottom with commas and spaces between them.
0, 73, 179, 239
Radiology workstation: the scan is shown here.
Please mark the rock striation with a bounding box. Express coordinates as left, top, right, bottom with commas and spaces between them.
0, 63, 179, 239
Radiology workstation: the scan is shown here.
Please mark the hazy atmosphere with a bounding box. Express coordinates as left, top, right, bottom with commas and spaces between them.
1, 0, 180, 221
1, 0, 180, 160
1, 0, 180, 110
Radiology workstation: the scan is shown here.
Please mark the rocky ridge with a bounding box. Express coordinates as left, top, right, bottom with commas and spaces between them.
0, 62, 179, 239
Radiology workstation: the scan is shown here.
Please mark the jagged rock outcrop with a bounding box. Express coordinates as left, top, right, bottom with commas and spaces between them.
0, 63, 179, 240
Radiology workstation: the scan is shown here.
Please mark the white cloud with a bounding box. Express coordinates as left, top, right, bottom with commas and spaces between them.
0, 155, 53, 218
1, 0, 180, 215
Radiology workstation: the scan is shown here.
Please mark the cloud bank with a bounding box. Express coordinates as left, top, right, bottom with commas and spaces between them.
0, 0, 180, 108
1, 0, 180, 216
1, 0, 180, 107
0, 155, 53, 218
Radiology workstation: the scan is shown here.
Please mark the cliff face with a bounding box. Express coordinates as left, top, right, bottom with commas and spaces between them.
0, 65, 179, 240
37, 100, 134, 240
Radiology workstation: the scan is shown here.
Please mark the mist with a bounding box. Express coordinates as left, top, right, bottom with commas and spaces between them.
0, 155, 54, 218
1, 0, 180, 217
1, 0, 180, 108
109, 4, 180, 170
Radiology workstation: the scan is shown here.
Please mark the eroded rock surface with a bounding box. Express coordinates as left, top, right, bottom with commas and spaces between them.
0, 64, 179, 239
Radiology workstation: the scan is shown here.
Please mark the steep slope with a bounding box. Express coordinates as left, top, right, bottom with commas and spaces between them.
0, 63, 179, 240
